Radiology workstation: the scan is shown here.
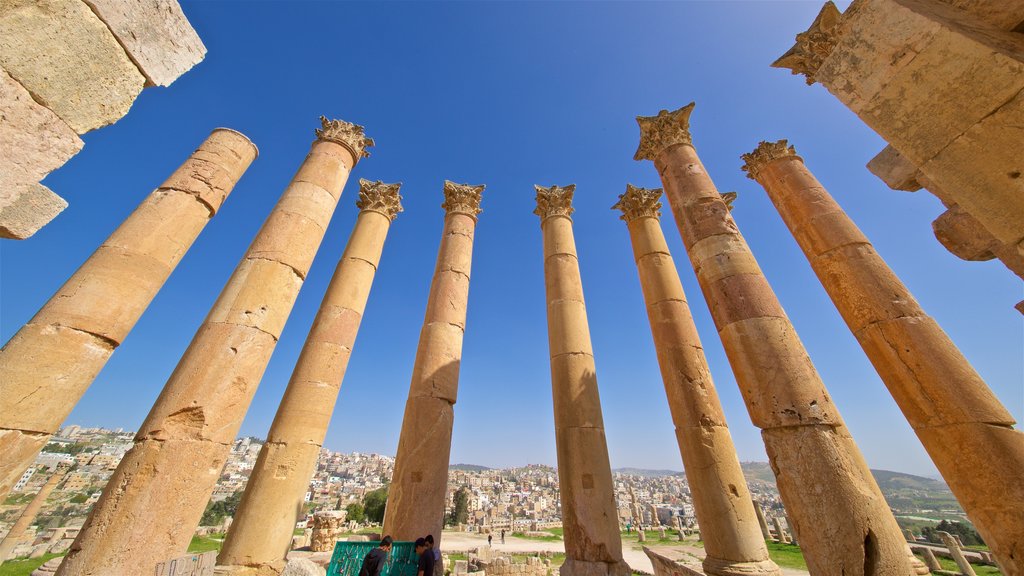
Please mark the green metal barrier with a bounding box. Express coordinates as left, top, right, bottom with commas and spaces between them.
327, 541, 420, 576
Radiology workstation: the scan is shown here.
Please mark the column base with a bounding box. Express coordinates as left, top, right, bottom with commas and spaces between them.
702, 557, 782, 576
560, 557, 632, 576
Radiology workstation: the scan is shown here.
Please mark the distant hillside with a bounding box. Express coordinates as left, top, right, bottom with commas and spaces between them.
739, 462, 778, 484
871, 469, 951, 493
450, 463, 491, 472
613, 468, 683, 478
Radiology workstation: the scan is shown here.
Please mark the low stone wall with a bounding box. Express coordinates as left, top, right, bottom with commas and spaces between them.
0, 0, 206, 239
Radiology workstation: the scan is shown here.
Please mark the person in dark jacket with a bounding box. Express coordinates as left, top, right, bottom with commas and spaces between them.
416, 538, 434, 576
359, 535, 393, 576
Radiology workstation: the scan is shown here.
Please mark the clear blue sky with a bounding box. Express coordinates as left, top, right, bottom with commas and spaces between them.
2, 1, 1021, 478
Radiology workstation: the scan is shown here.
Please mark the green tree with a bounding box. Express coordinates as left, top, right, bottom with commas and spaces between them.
922, 520, 984, 547
446, 486, 470, 527
363, 486, 388, 524
346, 502, 366, 523
200, 491, 243, 526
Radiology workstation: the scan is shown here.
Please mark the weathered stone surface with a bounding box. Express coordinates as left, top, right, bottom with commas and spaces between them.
613, 186, 779, 576
282, 558, 326, 576
219, 189, 399, 573
58, 121, 357, 575
533, 186, 630, 576
0, 67, 82, 186
310, 512, 346, 553
0, 183, 69, 240
745, 140, 1023, 574
866, 146, 921, 192
936, 0, 1024, 30
638, 107, 915, 575
932, 205, 997, 261
384, 183, 482, 546
0, 0, 145, 133
82, 0, 206, 87
0, 130, 255, 503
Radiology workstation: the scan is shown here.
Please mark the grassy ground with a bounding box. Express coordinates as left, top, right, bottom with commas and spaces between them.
187, 532, 226, 553
0, 553, 63, 576
765, 542, 807, 570
916, 553, 1002, 575
512, 531, 562, 542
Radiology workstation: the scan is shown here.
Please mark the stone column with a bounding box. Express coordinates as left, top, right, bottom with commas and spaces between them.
752, 500, 772, 542
534, 185, 630, 576
382, 181, 484, 544
772, 517, 789, 545
0, 129, 256, 500
938, 532, 977, 576
0, 466, 67, 561
217, 180, 402, 574
634, 103, 918, 576
613, 184, 780, 576
742, 140, 1024, 573
56, 117, 372, 576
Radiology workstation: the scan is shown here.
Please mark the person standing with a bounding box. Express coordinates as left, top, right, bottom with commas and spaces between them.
487, 534, 492, 547
416, 538, 434, 576
500, 529, 505, 545
359, 536, 393, 576
425, 534, 443, 576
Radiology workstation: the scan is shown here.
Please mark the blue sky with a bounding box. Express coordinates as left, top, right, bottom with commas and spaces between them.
2, 1, 1021, 478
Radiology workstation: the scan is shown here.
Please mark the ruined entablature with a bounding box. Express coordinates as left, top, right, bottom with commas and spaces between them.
771, 1, 843, 85
612, 184, 663, 222
357, 179, 403, 220
634, 102, 695, 162
315, 116, 375, 159
442, 180, 485, 219
533, 184, 577, 221
741, 140, 801, 181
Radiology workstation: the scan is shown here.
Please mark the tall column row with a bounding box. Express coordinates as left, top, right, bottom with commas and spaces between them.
0, 129, 257, 500
633, 103, 921, 575
57, 117, 373, 576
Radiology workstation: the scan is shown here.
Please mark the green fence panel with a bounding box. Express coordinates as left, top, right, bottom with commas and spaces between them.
327, 541, 420, 576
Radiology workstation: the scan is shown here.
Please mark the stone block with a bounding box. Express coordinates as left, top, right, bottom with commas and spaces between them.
0, 430, 50, 496
409, 321, 464, 404
636, 253, 687, 306
544, 254, 584, 302
626, 217, 671, 261
718, 316, 838, 429
866, 146, 922, 192
936, 0, 1024, 30
688, 234, 762, 286
931, 205, 997, 261
321, 259, 377, 314
342, 210, 391, 266
546, 299, 594, 357
0, 182, 68, 240
102, 189, 212, 268
0, 0, 145, 133
0, 67, 82, 185
206, 257, 304, 338
248, 205, 329, 279
541, 218, 579, 259
705, 273, 786, 327
549, 352, 606, 430
423, 269, 471, 330
82, 0, 206, 87
292, 141, 354, 198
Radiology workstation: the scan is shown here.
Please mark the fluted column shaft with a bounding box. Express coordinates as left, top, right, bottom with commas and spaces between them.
635, 103, 915, 576
745, 142, 1024, 574
535, 185, 629, 576
56, 118, 372, 576
0, 467, 67, 561
383, 181, 483, 544
218, 180, 402, 573
614, 186, 780, 576
0, 129, 256, 500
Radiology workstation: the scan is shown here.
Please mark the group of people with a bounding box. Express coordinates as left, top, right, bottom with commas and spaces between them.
357, 534, 443, 576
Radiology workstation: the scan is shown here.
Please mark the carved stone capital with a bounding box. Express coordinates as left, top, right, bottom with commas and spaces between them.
315, 116, 374, 160
740, 140, 802, 181
634, 102, 695, 162
612, 184, 663, 222
442, 180, 485, 219
771, 2, 843, 85
357, 179, 403, 220
533, 184, 576, 221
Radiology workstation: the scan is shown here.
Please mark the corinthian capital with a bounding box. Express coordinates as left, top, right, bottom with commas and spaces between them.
442, 180, 485, 219
740, 140, 801, 181
612, 184, 663, 222
771, 2, 843, 85
315, 116, 375, 160
634, 102, 695, 162
357, 179, 403, 220
533, 184, 576, 221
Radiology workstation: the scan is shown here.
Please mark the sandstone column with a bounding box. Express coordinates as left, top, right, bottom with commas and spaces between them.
634, 103, 919, 576
218, 179, 402, 573
534, 185, 630, 576
56, 117, 372, 576
0, 466, 67, 561
0, 129, 257, 499
753, 501, 772, 542
382, 181, 484, 544
742, 140, 1024, 574
612, 184, 780, 576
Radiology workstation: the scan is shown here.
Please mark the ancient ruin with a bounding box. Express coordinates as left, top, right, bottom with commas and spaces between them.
613, 185, 780, 576
55, 117, 372, 576
535, 184, 630, 576
743, 139, 1024, 573
0, 129, 257, 501
217, 179, 403, 573
383, 181, 484, 544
